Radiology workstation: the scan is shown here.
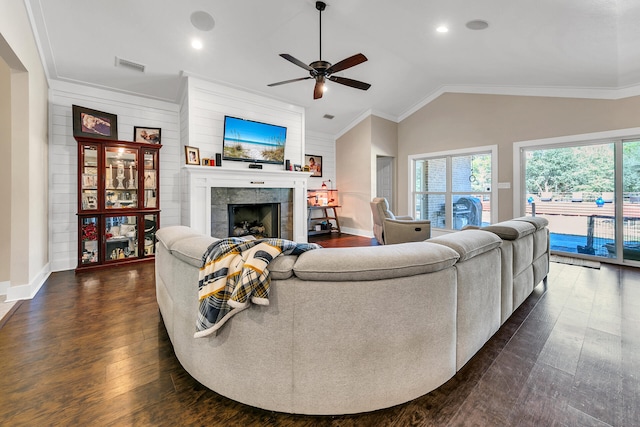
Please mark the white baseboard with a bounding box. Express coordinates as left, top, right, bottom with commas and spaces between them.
340, 226, 373, 238
5, 263, 51, 302
51, 257, 75, 273
0, 281, 8, 296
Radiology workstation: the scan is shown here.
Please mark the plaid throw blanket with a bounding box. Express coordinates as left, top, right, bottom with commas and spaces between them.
195, 237, 320, 338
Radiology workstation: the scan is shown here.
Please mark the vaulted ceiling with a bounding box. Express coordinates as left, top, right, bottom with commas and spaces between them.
26, 0, 640, 136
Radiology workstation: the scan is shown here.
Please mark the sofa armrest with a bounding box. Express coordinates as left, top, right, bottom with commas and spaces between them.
383, 219, 431, 244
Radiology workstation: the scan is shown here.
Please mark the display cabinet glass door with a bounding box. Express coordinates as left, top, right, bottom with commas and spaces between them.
105, 147, 138, 209
80, 144, 99, 211
79, 216, 100, 265
143, 213, 158, 256
105, 215, 138, 261
143, 149, 158, 208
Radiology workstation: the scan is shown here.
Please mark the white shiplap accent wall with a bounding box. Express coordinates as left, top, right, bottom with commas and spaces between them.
48, 80, 181, 272
305, 131, 337, 225
305, 130, 336, 190
179, 77, 306, 228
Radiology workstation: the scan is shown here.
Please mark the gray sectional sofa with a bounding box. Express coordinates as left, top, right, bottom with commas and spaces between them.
155, 216, 549, 415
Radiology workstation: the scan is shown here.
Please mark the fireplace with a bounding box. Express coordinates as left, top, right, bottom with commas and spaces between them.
228, 203, 280, 239
210, 187, 293, 239
183, 167, 310, 242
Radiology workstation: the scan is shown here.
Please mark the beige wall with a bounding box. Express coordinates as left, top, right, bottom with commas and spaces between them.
336, 116, 373, 234
336, 115, 399, 236
397, 93, 640, 221
371, 116, 398, 209
0, 57, 10, 282
0, 0, 50, 297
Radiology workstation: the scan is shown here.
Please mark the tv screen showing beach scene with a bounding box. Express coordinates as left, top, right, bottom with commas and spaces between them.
222, 116, 287, 164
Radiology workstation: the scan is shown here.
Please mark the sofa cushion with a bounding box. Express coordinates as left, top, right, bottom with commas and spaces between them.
171, 235, 219, 268
156, 226, 203, 251
293, 242, 459, 281
513, 216, 549, 230
482, 220, 535, 240
428, 229, 502, 262
270, 255, 297, 280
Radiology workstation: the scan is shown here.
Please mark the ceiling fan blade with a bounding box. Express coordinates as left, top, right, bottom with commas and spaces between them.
268, 76, 313, 87
328, 76, 371, 91
313, 80, 324, 99
280, 54, 315, 73
326, 53, 368, 74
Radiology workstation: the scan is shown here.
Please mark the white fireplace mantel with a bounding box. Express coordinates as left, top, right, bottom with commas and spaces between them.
183, 166, 312, 242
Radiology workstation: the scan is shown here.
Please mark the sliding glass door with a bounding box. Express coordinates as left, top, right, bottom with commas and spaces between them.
522, 138, 640, 264
622, 140, 640, 262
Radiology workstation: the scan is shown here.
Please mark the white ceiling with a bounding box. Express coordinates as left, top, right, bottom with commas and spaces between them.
26, 0, 640, 136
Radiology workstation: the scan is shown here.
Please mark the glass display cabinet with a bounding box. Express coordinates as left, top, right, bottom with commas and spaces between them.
76, 136, 161, 271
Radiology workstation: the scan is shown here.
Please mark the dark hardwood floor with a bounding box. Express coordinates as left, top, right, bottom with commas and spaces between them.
1, 234, 639, 426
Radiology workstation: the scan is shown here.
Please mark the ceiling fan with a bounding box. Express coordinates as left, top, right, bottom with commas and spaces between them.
268, 1, 371, 100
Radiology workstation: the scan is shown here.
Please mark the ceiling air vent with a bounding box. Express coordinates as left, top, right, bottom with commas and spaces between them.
323, 114, 335, 120
115, 56, 146, 73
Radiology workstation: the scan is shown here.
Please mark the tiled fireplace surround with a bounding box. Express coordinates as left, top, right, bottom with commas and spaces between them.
183, 167, 311, 242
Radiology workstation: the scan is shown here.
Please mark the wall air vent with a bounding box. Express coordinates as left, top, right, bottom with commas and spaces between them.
115, 56, 146, 73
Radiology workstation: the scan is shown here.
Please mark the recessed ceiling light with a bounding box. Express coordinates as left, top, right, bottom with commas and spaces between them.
191, 38, 203, 50
436, 25, 449, 33
190, 11, 215, 31
466, 20, 489, 30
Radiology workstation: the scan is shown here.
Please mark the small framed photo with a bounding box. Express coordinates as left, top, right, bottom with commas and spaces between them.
72, 105, 118, 140
185, 146, 200, 165
294, 164, 302, 171
134, 126, 161, 144
305, 154, 322, 177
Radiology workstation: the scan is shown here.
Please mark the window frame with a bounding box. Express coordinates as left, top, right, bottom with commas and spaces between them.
409, 145, 498, 232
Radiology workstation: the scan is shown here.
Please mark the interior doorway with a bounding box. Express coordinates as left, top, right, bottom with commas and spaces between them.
376, 156, 394, 208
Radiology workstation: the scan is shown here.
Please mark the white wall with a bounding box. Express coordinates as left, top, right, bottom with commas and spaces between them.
305, 130, 336, 190
48, 80, 181, 271
179, 77, 306, 228
1, 0, 50, 301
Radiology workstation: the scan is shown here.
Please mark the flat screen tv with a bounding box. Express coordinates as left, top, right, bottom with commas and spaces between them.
222, 116, 287, 165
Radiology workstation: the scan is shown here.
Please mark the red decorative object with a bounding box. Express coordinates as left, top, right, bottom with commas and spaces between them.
82, 223, 98, 241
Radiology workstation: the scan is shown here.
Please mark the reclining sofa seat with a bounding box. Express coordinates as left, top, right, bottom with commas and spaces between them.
370, 197, 431, 245
154, 225, 505, 415
481, 216, 549, 323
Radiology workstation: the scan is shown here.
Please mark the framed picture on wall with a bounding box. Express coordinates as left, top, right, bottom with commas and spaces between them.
304, 154, 322, 177
72, 105, 118, 140
133, 127, 161, 144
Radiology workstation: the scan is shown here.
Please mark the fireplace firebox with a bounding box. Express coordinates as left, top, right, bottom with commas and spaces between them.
228, 203, 280, 239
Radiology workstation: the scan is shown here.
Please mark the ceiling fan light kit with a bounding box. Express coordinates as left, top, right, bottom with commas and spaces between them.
268, 1, 371, 99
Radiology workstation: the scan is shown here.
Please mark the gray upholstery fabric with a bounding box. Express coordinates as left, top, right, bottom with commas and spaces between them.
514, 215, 549, 230
269, 255, 297, 280
429, 229, 502, 262
170, 235, 218, 267
293, 242, 459, 281
453, 248, 501, 369
482, 220, 535, 240
154, 222, 549, 415
289, 271, 457, 414
156, 225, 203, 251
370, 197, 431, 245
